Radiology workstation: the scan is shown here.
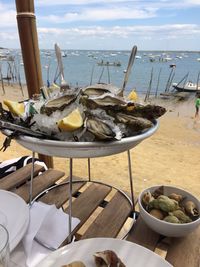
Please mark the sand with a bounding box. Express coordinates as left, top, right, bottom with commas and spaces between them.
0, 84, 199, 199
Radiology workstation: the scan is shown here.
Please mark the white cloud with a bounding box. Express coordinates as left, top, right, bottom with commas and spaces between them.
39, 7, 157, 23
38, 24, 200, 40
0, 2, 17, 28
36, 0, 200, 9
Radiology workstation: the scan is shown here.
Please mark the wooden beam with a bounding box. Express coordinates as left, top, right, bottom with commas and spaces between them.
15, 0, 53, 168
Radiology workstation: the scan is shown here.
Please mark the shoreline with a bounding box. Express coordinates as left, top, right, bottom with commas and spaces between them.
0, 84, 199, 199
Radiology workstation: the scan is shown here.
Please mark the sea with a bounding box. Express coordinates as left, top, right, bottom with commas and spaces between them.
1, 49, 200, 96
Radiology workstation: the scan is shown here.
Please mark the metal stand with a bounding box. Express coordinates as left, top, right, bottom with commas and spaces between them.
30, 149, 137, 249
29, 151, 35, 205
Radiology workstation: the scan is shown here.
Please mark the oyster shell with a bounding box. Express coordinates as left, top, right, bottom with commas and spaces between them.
80, 93, 134, 110
81, 83, 121, 96
125, 103, 166, 120
115, 113, 153, 131
94, 250, 126, 267
86, 117, 122, 140
40, 93, 78, 116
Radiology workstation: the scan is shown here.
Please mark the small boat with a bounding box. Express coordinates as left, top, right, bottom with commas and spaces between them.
97, 60, 121, 67
169, 63, 176, 68
172, 81, 200, 92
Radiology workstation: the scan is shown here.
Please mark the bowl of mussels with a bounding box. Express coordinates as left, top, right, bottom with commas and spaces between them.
138, 185, 200, 237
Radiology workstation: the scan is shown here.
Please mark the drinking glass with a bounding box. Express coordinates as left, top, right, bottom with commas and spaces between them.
0, 224, 9, 267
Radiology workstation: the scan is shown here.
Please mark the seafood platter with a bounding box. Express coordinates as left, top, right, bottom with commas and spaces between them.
0, 83, 165, 157
138, 185, 200, 237
0, 45, 166, 158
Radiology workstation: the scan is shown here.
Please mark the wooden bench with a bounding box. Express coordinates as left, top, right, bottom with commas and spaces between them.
0, 164, 199, 267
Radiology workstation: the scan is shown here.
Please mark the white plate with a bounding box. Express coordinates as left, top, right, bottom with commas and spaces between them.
36, 238, 172, 267
0, 190, 29, 251
9, 120, 158, 158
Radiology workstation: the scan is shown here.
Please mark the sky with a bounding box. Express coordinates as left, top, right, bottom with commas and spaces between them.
0, 0, 200, 51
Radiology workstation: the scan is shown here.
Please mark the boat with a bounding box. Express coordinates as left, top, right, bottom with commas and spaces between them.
169, 63, 176, 68
172, 81, 200, 92
97, 60, 121, 67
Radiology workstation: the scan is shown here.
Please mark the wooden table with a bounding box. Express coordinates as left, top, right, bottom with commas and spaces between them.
0, 164, 199, 267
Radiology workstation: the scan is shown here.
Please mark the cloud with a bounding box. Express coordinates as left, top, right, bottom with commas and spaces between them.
36, 0, 200, 9
0, 2, 17, 28
38, 24, 200, 40
39, 7, 157, 23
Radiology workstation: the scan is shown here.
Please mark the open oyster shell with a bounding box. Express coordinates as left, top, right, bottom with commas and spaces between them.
94, 250, 126, 267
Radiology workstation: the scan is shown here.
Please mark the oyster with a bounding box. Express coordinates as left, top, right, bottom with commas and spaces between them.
80, 93, 134, 110
94, 250, 126, 267
40, 93, 78, 116
86, 117, 122, 140
81, 83, 121, 96
115, 113, 153, 131
125, 103, 166, 120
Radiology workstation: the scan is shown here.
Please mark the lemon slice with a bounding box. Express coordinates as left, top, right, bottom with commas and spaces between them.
57, 108, 83, 132
127, 89, 138, 101
3, 100, 25, 116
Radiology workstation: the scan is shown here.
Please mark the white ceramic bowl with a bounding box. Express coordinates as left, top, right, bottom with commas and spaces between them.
138, 185, 200, 237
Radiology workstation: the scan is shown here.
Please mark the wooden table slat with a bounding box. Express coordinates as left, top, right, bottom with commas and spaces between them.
65, 183, 111, 233
81, 191, 132, 239
0, 163, 44, 191
14, 169, 65, 203
39, 180, 86, 208
166, 226, 200, 267
126, 216, 160, 251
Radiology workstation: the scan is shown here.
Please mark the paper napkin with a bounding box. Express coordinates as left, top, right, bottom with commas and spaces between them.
23, 201, 80, 267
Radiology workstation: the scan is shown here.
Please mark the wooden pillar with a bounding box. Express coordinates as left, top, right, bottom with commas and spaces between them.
15, 0, 53, 168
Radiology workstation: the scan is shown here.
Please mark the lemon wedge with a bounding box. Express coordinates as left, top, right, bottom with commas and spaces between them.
127, 89, 138, 101
57, 108, 83, 132
3, 100, 25, 116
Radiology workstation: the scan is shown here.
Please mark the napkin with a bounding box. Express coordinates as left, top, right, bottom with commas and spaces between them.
23, 201, 80, 267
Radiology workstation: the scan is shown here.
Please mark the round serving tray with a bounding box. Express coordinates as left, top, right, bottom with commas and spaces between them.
2, 120, 158, 158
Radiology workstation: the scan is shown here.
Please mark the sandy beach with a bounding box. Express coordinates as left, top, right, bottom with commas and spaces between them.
0, 84, 199, 199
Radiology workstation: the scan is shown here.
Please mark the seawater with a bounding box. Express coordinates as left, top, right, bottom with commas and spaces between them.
3, 49, 200, 96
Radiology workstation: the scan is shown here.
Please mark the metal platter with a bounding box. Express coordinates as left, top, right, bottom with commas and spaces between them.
2, 120, 158, 158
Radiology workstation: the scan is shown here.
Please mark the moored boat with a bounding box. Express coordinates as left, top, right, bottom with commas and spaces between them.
172, 81, 200, 92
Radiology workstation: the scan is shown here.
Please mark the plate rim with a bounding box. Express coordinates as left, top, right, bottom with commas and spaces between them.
37, 237, 172, 267
2, 120, 158, 148
0, 189, 30, 251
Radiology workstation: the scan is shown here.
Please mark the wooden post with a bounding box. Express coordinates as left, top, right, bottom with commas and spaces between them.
15, 0, 53, 168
